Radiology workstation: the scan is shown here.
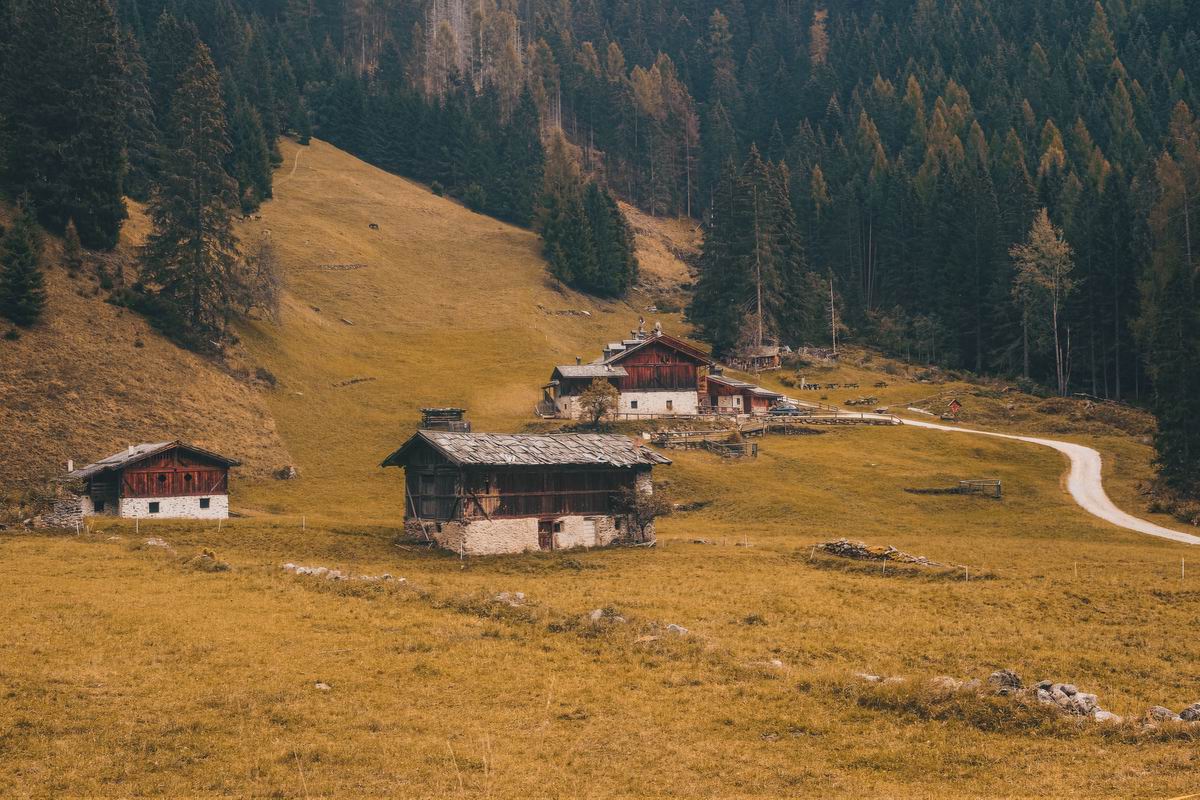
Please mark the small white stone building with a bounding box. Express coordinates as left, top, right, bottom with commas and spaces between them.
381, 430, 670, 555
66, 441, 239, 520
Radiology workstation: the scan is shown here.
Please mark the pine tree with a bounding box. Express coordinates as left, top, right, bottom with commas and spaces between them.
63, 219, 83, 276
0, 201, 47, 327
142, 43, 241, 349
3, 0, 128, 249
227, 96, 273, 213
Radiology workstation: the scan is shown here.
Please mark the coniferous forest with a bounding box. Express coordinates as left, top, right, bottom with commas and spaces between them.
2, 0, 1200, 488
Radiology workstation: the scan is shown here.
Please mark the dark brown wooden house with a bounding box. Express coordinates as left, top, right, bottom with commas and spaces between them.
381, 431, 670, 554
704, 373, 785, 415
67, 441, 239, 519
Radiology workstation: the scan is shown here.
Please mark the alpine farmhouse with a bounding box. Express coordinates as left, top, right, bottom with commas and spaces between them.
66, 441, 239, 520
381, 430, 670, 555
541, 328, 714, 419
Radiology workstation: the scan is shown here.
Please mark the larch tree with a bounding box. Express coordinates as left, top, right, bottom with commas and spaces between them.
1010, 208, 1076, 395
141, 43, 241, 349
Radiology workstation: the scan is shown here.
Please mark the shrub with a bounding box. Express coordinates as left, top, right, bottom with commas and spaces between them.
430, 180, 444, 197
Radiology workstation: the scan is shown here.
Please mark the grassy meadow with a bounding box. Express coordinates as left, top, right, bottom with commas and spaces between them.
2, 139, 1199, 798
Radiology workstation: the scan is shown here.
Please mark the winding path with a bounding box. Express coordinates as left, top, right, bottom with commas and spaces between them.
903, 418, 1200, 546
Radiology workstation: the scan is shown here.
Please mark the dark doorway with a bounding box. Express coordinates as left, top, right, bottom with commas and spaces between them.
538, 520, 554, 551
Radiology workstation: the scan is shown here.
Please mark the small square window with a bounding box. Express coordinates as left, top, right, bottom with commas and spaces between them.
666, 400, 673, 411
199, 497, 211, 509
630, 400, 638, 410
148, 502, 160, 514
553, 521, 564, 533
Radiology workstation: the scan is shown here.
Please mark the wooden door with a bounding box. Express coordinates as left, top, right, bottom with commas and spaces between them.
538, 520, 554, 551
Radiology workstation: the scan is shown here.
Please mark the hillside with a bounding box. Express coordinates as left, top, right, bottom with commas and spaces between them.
234, 139, 689, 518
0, 205, 289, 497
3, 141, 1200, 798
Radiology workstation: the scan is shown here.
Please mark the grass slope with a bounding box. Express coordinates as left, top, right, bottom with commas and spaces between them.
0, 205, 288, 495
2, 140, 1199, 798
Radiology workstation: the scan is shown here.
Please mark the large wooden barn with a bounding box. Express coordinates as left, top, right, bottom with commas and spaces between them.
381, 430, 670, 555
541, 329, 713, 419
67, 441, 239, 520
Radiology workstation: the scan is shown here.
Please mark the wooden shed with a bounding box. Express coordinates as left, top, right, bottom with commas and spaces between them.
381, 431, 670, 555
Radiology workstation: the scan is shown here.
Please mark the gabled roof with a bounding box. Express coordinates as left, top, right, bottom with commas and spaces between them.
708, 374, 784, 397
601, 332, 713, 367
381, 431, 671, 469
552, 364, 628, 380
67, 441, 241, 480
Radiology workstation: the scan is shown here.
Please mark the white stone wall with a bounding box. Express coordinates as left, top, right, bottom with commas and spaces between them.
617, 390, 699, 417
427, 514, 630, 555
116, 495, 229, 520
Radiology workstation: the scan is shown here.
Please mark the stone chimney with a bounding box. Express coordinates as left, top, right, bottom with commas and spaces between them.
66, 459, 74, 473
576, 356, 582, 365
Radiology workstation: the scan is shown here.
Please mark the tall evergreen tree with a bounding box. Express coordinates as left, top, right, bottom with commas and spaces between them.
142, 43, 241, 348
0, 201, 47, 327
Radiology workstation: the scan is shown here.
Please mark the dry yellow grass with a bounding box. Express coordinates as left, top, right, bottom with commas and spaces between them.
3, 140, 1200, 798
0, 203, 289, 492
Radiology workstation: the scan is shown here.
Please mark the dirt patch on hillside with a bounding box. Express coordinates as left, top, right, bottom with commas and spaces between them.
619, 201, 700, 300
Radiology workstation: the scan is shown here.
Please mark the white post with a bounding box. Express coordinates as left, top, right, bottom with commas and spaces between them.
302, 516, 306, 530
136, 517, 139, 535
218, 518, 223, 532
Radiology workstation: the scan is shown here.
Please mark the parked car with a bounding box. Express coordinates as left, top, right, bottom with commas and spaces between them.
769, 403, 810, 416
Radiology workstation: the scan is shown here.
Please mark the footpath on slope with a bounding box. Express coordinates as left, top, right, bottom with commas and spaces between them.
902, 418, 1200, 547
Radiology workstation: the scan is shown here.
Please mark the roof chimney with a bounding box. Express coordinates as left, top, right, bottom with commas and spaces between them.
66, 459, 74, 473
576, 356, 582, 365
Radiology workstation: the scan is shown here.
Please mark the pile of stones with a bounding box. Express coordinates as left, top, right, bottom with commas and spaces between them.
819, 539, 948, 568
281, 563, 402, 583
860, 668, 1200, 727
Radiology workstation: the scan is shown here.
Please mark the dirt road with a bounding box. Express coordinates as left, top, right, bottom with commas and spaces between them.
904, 418, 1200, 546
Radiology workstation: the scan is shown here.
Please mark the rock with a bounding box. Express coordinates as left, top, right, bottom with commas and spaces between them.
274, 465, 298, 480
1094, 710, 1123, 724
1179, 703, 1200, 722
493, 591, 526, 607
1070, 693, 1099, 716
1058, 683, 1078, 697
882, 676, 907, 685
144, 537, 170, 548
930, 676, 964, 691
314, 682, 331, 691
1144, 705, 1180, 723
589, 609, 605, 623
855, 673, 884, 683
767, 659, 785, 669
1035, 680, 1054, 691
665, 623, 688, 636
988, 669, 1023, 695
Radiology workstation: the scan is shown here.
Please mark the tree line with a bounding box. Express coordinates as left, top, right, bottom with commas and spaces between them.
3, 0, 1200, 490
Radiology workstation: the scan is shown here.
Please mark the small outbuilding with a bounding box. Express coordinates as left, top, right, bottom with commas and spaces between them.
703, 372, 785, 415
381, 430, 670, 555
67, 441, 239, 519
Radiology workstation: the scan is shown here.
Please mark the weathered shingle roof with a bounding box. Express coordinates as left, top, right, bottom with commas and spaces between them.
382, 431, 671, 468
67, 441, 240, 479
708, 374, 783, 397
552, 364, 628, 379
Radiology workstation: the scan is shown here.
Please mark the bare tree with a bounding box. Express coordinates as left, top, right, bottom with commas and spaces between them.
617, 482, 671, 544
1011, 208, 1076, 395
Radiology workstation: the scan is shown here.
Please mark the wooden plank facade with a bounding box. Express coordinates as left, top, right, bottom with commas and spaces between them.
398, 436, 638, 522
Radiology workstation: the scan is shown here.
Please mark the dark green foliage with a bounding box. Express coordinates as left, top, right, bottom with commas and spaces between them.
2, 0, 127, 249
141, 43, 241, 350
227, 95, 273, 213
0, 202, 46, 326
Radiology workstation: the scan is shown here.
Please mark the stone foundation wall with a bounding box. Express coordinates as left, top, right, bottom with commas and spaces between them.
406, 513, 637, 555
116, 495, 229, 520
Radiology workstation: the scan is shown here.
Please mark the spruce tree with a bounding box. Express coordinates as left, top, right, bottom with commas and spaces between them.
142, 43, 241, 349
0, 202, 47, 327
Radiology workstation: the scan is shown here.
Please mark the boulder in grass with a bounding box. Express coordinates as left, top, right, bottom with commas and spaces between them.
1180, 703, 1200, 722
1144, 705, 1180, 723
988, 669, 1023, 695
1094, 710, 1123, 724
